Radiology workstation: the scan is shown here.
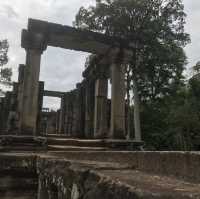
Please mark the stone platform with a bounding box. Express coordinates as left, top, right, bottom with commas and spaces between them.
0, 135, 143, 152
47, 136, 144, 151
0, 135, 47, 152
1, 152, 200, 199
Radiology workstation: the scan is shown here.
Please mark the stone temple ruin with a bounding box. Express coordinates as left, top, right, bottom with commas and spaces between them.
1, 18, 136, 140
0, 19, 200, 198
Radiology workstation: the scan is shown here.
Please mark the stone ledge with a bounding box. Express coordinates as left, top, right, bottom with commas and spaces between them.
37, 156, 200, 199
48, 151, 200, 183
1, 153, 200, 198
0, 135, 47, 152
0, 153, 37, 173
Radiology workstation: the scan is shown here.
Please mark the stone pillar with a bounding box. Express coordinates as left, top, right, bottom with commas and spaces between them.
20, 49, 42, 135
110, 62, 126, 139
17, 64, 26, 131
56, 110, 61, 134
20, 30, 46, 135
84, 81, 95, 138
94, 78, 108, 138
84, 84, 91, 137
63, 92, 71, 136
59, 95, 65, 134
72, 86, 82, 138
78, 83, 86, 138
37, 81, 44, 134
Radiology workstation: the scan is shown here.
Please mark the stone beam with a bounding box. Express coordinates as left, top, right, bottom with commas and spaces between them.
26, 18, 134, 54
43, 90, 65, 98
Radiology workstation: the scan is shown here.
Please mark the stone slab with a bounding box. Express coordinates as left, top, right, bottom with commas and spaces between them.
26, 18, 133, 54
1, 153, 200, 198
37, 156, 200, 199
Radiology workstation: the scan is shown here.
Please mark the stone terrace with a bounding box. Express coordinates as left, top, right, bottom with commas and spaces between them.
1, 152, 200, 199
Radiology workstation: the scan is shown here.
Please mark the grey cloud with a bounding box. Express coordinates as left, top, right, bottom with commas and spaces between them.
0, 5, 19, 18
183, 0, 200, 68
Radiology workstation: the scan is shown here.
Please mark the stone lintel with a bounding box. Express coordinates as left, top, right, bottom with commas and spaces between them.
27, 18, 134, 54
43, 90, 65, 98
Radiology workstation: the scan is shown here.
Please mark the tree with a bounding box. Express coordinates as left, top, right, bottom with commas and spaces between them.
0, 39, 12, 87
74, 0, 190, 141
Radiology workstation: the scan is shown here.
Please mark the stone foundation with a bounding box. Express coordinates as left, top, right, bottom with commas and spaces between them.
1, 152, 200, 199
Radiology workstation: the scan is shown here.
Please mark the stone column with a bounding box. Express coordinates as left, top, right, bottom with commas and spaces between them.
84, 83, 90, 137
17, 64, 25, 131
72, 85, 82, 138
63, 92, 71, 136
110, 62, 126, 139
20, 30, 46, 135
94, 77, 108, 138
37, 81, 44, 134
21, 49, 42, 135
59, 95, 65, 134
84, 81, 95, 138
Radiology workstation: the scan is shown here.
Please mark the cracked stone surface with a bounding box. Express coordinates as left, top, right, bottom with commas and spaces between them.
1, 152, 200, 199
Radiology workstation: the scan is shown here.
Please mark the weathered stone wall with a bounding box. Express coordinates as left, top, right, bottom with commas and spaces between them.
0, 92, 14, 132
37, 157, 135, 199
40, 111, 57, 135
1, 152, 200, 199
37, 153, 200, 199
0, 154, 38, 199
49, 151, 200, 183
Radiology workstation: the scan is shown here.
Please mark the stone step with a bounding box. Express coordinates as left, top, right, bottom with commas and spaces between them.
48, 145, 108, 151
47, 137, 105, 147
47, 137, 143, 150
0, 191, 37, 199
0, 135, 46, 146
0, 146, 46, 152
47, 134, 71, 138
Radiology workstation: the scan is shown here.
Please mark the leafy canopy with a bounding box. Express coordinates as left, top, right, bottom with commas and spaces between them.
74, 0, 190, 101
0, 39, 12, 86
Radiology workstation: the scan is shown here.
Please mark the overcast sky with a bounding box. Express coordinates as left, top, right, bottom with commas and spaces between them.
0, 0, 199, 109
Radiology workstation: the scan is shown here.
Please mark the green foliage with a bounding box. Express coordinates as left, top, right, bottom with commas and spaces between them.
74, 0, 190, 101
0, 39, 12, 85
0, 40, 9, 66
74, 0, 195, 150
0, 68, 12, 82
141, 78, 200, 151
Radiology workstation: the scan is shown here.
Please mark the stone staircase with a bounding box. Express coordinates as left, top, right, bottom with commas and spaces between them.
0, 133, 143, 152
47, 136, 108, 151
47, 135, 143, 151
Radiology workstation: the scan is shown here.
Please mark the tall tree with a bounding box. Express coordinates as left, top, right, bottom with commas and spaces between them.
0, 39, 12, 90
74, 0, 190, 140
